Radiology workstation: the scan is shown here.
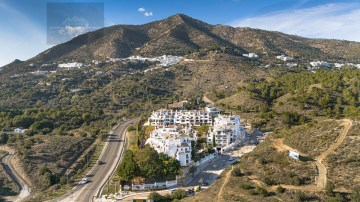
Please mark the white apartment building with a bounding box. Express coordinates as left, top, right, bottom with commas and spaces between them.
205, 106, 220, 116
207, 115, 246, 150
148, 109, 212, 127
145, 127, 195, 166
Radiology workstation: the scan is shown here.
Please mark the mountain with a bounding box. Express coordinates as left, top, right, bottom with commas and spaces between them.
1, 14, 360, 200
1, 59, 23, 68
3, 14, 360, 72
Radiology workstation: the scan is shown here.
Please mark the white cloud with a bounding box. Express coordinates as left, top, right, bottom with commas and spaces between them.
59, 26, 87, 36
230, 3, 360, 42
137, 7, 153, 17
57, 17, 89, 37
144, 12, 153, 17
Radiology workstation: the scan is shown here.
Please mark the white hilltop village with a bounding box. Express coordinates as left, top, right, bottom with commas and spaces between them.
144, 103, 246, 166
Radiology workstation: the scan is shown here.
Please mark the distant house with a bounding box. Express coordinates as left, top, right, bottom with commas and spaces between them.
14, 128, 27, 134
289, 150, 300, 160
276, 55, 294, 62
242, 53, 259, 59
310, 61, 331, 68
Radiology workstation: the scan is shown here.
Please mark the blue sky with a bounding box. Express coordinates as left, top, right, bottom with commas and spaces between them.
1, 0, 360, 66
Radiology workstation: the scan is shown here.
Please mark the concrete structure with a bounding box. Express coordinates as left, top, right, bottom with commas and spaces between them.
207, 115, 246, 150
148, 109, 212, 127
145, 127, 196, 166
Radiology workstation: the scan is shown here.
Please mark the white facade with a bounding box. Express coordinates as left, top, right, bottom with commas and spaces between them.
58, 62, 83, 69
145, 127, 195, 166
14, 128, 26, 134
148, 109, 212, 127
276, 55, 294, 62
310, 61, 331, 68
205, 106, 220, 116
207, 115, 246, 149
243, 53, 259, 59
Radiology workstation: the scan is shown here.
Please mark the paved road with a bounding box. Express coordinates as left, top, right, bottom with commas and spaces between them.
53, 119, 136, 202
187, 154, 235, 187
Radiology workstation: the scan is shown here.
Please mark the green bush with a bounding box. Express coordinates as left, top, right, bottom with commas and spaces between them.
276, 186, 286, 194
351, 186, 360, 202
255, 186, 268, 197
294, 191, 306, 202
325, 181, 335, 197
231, 167, 242, 177
240, 183, 252, 190
171, 189, 187, 200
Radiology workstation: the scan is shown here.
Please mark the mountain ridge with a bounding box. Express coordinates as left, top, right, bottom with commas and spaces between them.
2, 13, 360, 69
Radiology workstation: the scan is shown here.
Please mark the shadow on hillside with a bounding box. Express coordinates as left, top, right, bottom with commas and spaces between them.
299, 156, 315, 162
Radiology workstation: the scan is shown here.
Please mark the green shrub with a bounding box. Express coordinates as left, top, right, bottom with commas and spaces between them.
171, 189, 187, 200
276, 186, 286, 194
240, 183, 252, 190
325, 181, 335, 197
256, 186, 268, 197
294, 191, 306, 202
231, 167, 242, 177
351, 186, 360, 202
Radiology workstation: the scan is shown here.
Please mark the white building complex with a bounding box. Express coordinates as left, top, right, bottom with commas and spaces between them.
148, 109, 213, 127
146, 106, 247, 166
145, 127, 196, 166
207, 115, 246, 150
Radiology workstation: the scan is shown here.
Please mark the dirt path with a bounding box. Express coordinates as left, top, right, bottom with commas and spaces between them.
270, 119, 353, 191
202, 93, 214, 105
315, 119, 352, 189
0, 146, 32, 201
217, 166, 233, 200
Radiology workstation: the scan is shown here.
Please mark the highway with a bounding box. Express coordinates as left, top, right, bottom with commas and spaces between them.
53, 119, 136, 202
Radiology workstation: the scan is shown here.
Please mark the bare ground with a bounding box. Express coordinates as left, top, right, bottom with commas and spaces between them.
271, 119, 353, 192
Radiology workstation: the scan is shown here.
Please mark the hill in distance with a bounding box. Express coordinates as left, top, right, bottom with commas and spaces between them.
2, 13, 360, 71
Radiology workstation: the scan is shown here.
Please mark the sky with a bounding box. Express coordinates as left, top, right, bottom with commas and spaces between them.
1, 0, 360, 66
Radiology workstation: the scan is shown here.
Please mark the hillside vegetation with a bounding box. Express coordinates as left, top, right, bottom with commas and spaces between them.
0, 14, 360, 199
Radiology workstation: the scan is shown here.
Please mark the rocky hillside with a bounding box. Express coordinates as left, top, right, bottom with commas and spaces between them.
2, 14, 360, 72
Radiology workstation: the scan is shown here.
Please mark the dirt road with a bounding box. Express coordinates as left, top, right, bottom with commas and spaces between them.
0, 146, 32, 202
271, 119, 353, 191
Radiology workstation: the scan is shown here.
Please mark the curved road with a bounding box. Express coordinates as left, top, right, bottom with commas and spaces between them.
271, 119, 353, 192
53, 119, 136, 202
0, 146, 31, 202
